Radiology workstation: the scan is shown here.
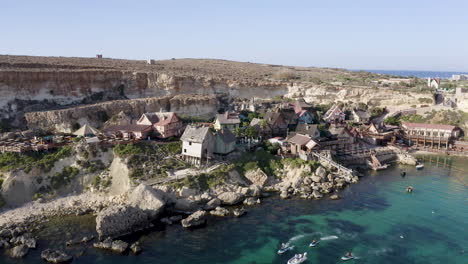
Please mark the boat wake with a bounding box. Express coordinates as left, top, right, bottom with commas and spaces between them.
286, 232, 322, 244
320, 235, 339, 240
368, 247, 393, 256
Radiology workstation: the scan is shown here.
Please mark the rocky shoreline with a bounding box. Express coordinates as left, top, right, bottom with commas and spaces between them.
0, 153, 415, 262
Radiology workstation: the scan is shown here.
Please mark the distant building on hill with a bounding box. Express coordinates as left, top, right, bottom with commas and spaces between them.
427, 78, 441, 89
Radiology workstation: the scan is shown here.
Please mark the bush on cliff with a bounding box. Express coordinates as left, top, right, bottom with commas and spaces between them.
0, 146, 73, 173
49, 166, 80, 189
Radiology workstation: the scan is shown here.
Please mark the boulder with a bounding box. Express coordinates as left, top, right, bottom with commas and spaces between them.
93, 237, 113, 250
312, 190, 323, 199
127, 184, 166, 219
204, 198, 221, 210
181, 210, 208, 228
0, 239, 11, 249
248, 185, 262, 197
217, 192, 245, 205
311, 175, 322, 183
244, 168, 268, 186
10, 233, 36, 249
243, 197, 258, 206
280, 191, 290, 199
41, 249, 73, 263
0, 229, 13, 239
95, 205, 151, 239
130, 242, 142, 254
8, 244, 29, 258
315, 166, 327, 178
173, 198, 199, 213
330, 194, 341, 200
210, 207, 230, 217
178, 187, 198, 198
111, 240, 129, 254
233, 208, 246, 217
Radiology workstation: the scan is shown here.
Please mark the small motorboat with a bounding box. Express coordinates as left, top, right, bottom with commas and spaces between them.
400, 171, 406, 177
287, 253, 307, 264
416, 163, 424, 170
341, 255, 355, 261
277, 243, 294, 255
309, 241, 319, 247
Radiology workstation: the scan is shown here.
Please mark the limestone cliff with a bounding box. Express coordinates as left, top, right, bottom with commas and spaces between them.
24, 94, 219, 132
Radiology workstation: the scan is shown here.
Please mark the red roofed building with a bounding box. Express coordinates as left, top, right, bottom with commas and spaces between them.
137, 112, 184, 139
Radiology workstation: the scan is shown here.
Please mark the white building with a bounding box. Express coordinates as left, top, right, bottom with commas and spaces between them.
427, 78, 441, 89
180, 125, 215, 165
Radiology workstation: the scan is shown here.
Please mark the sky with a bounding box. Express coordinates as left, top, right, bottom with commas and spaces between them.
2, 0, 468, 71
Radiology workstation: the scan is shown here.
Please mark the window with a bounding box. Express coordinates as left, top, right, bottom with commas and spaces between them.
189, 142, 192, 146
184, 149, 187, 153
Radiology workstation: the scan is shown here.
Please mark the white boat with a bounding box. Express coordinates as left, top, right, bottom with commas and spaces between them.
309, 241, 319, 247
277, 244, 294, 255
341, 255, 355, 261
287, 253, 307, 264
416, 164, 424, 170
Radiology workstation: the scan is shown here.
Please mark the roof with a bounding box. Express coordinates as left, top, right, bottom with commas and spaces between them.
295, 123, 319, 137
216, 112, 241, 125
280, 110, 298, 124
216, 128, 236, 144
324, 104, 344, 120
142, 112, 179, 126
298, 110, 312, 117
264, 112, 284, 126
329, 126, 353, 138
288, 134, 312, 146
181, 125, 213, 143
104, 124, 152, 133
353, 109, 370, 119
73, 124, 101, 137
402, 122, 458, 131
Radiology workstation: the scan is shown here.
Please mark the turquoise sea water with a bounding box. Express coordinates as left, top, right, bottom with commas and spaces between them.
2, 155, 467, 264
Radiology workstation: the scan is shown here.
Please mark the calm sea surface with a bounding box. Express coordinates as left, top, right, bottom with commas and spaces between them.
2, 155, 467, 264
354, 69, 468, 79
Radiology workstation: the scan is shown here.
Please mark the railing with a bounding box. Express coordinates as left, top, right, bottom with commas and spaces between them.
310, 152, 354, 175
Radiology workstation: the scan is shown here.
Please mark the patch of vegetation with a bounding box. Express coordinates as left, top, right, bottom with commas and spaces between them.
173, 164, 235, 190
91, 175, 101, 187
369, 107, 385, 118
263, 141, 280, 154
0, 146, 73, 173
384, 116, 401, 126
400, 114, 426, 123
79, 160, 106, 173
49, 166, 80, 189
282, 157, 319, 171
235, 149, 283, 176
0, 177, 3, 189
32, 192, 44, 201
418, 97, 433, 104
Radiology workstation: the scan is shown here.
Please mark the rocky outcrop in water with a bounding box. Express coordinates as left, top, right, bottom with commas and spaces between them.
95, 205, 150, 240
41, 249, 73, 263
181, 210, 208, 228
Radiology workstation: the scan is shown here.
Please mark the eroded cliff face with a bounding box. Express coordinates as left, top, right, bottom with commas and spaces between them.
0, 70, 287, 127
24, 94, 219, 132
289, 83, 430, 108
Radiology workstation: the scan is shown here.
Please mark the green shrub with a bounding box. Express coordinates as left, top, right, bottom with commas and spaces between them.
91, 175, 101, 187
0, 178, 3, 189
0, 146, 73, 173
32, 192, 44, 201
49, 166, 79, 189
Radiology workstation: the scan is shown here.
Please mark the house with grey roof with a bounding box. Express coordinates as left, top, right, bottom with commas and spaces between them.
295, 123, 320, 139
214, 112, 241, 131
180, 125, 215, 165
351, 109, 371, 124
214, 128, 237, 154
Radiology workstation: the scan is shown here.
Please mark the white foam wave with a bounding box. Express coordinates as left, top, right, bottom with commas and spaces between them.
320, 235, 339, 240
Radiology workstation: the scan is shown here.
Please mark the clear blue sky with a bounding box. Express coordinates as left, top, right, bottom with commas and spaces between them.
2, 0, 467, 71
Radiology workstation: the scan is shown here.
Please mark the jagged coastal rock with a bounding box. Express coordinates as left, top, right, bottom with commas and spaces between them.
217, 192, 245, 205
41, 249, 73, 263
244, 168, 269, 186
181, 210, 208, 228
8, 244, 29, 259
95, 205, 151, 240
127, 184, 166, 219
